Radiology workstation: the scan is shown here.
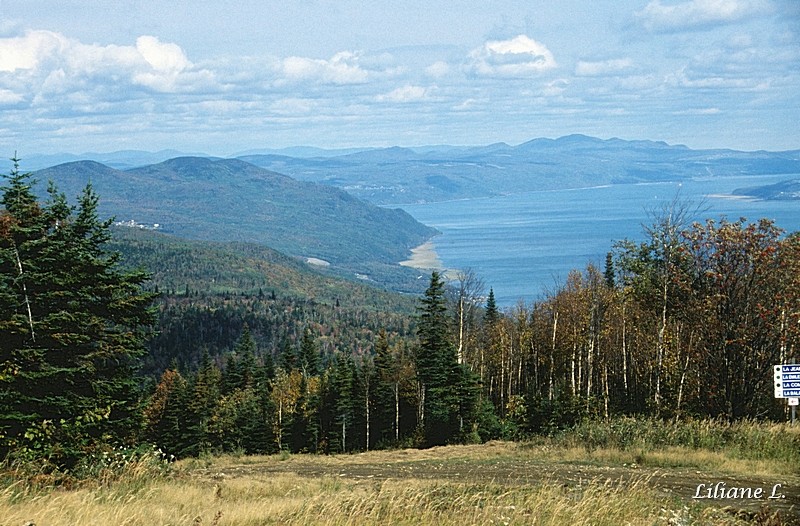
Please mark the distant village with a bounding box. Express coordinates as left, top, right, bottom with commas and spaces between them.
114, 219, 161, 230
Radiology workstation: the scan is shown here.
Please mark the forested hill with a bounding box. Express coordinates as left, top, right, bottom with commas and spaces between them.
108, 226, 419, 310
108, 227, 419, 375
34, 157, 437, 290
733, 178, 800, 200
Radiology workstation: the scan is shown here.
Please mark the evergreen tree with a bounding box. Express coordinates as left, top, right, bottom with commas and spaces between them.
221, 352, 242, 395
289, 374, 319, 453
184, 349, 221, 455
299, 327, 321, 377
228, 324, 258, 389
279, 336, 298, 372
328, 352, 355, 452
0, 159, 155, 467
604, 252, 615, 288
484, 288, 499, 328
251, 361, 277, 454
414, 271, 460, 446
374, 329, 400, 443
143, 368, 190, 457
208, 385, 262, 452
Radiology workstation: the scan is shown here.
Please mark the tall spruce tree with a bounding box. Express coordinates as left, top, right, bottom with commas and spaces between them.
299, 327, 321, 378
415, 271, 461, 445
374, 329, 400, 443
0, 158, 155, 467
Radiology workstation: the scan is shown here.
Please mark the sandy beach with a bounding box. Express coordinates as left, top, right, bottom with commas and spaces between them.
399, 240, 443, 269
706, 193, 755, 201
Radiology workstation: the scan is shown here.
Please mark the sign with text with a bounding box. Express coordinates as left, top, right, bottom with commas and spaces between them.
774, 364, 800, 398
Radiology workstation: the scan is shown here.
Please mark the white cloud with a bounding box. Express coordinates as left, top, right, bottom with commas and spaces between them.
281, 51, 370, 85
452, 98, 478, 111
575, 58, 633, 77
0, 88, 24, 104
136, 36, 191, 73
271, 97, 316, 115
542, 79, 569, 96
666, 67, 763, 88
0, 30, 66, 72
425, 61, 451, 78
377, 85, 430, 103
0, 30, 214, 94
636, 0, 771, 32
466, 35, 557, 77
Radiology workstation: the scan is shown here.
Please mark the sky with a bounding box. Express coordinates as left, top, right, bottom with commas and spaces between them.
0, 0, 798, 156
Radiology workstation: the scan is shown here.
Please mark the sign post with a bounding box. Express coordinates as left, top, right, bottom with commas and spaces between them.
774, 364, 800, 426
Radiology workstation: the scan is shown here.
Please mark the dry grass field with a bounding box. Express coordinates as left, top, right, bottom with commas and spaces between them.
2, 439, 798, 525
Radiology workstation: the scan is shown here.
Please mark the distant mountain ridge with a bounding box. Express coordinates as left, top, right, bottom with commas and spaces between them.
33, 157, 437, 290
12, 149, 212, 171
12, 134, 800, 204
237, 134, 800, 204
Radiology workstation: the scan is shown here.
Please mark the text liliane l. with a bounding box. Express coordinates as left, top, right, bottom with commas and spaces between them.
692, 482, 786, 500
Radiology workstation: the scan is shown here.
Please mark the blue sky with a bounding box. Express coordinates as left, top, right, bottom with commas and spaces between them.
1, 0, 798, 155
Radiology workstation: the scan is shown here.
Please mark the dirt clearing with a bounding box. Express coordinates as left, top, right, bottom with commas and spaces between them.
190, 441, 800, 520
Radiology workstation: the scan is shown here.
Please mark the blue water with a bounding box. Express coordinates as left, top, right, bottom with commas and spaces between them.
400, 175, 800, 306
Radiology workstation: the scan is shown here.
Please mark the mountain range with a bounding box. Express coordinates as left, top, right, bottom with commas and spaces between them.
15, 134, 798, 205
238, 135, 800, 204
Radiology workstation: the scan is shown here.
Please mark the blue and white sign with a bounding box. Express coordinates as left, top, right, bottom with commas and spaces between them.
774, 364, 800, 398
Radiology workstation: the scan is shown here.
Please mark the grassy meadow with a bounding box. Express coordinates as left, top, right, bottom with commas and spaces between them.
2, 418, 799, 525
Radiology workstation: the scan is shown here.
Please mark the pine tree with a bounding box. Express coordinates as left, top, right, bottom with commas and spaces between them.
279, 336, 298, 372
328, 352, 355, 452
604, 252, 615, 288
221, 353, 242, 394
0, 158, 155, 466
251, 361, 277, 454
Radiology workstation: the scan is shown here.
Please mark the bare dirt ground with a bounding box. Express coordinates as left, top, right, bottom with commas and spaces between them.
192, 442, 800, 521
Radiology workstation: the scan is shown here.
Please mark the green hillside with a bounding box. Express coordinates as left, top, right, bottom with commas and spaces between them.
109, 226, 419, 309
108, 227, 420, 374
35, 157, 437, 289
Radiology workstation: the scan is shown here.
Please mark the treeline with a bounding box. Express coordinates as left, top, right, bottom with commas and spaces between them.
142, 294, 415, 376
142, 205, 800, 457
142, 208, 800, 456
144, 273, 483, 456
467, 209, 800, 424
